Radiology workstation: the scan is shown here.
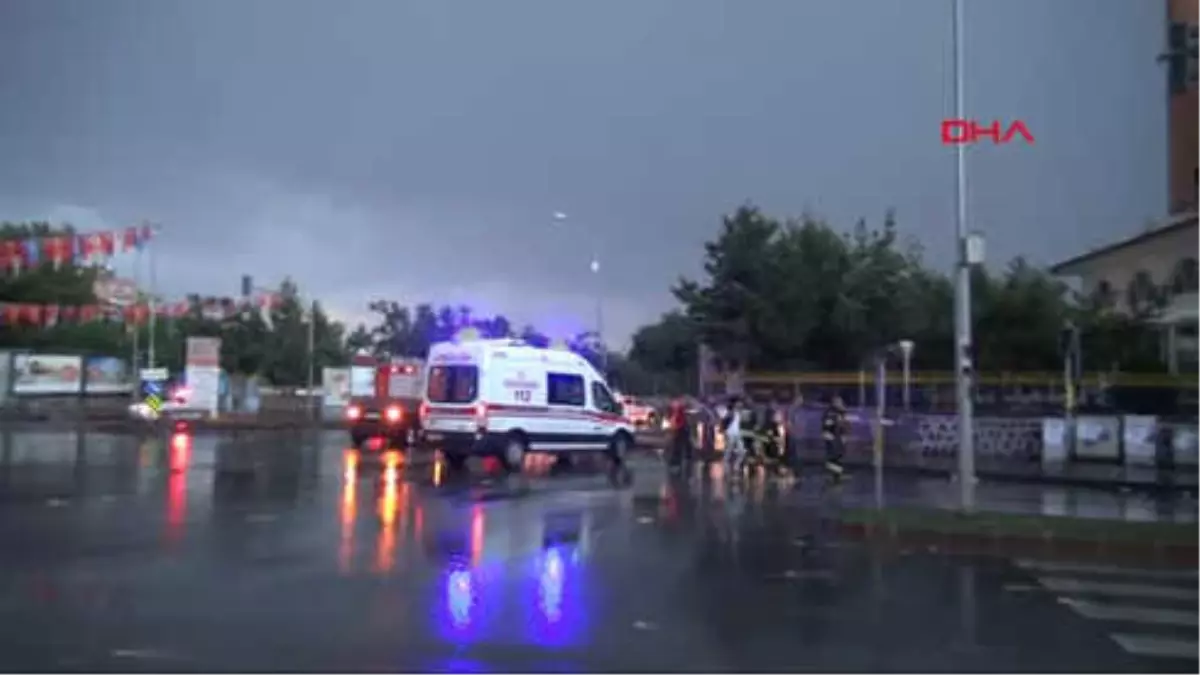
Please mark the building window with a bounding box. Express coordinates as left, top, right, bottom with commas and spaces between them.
1126, 270, 1161, 314
1171, 257, 1199, 295
1167, 22, 1199, 94
1092, 279, 1116, 309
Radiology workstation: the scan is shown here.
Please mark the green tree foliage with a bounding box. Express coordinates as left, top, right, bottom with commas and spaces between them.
0, 221, 127, 355
1, 222, 351, 386
671, 204, 1165, 377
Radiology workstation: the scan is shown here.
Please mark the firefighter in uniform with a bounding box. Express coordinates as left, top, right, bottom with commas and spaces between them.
667, 396, 692, 472
821, 395, 848, 479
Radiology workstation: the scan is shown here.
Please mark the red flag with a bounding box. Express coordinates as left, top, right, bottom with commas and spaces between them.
42, 237, 72, 268
61, 305, 79, 322
21, 304, 42, 325
129, 304, 150, 325
121, 227, 140, 252
0, 242, 12, 271
2, 303, 21, 325
97, 231, 116, 257
43, 305, 60, 326
77, 234, 97, 262
2, 240, 23, 273
138, 224, 154, 244
79, 305, 98, 322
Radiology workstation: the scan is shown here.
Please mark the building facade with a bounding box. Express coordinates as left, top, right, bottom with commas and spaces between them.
1050, 213, 1198, 373
1166, 0, 1198, 213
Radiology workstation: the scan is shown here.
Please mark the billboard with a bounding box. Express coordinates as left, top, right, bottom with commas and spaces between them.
84, 356, 133, 394
185, 337, 221, 415
13, 354, 83, 395
322, 367, 351, 407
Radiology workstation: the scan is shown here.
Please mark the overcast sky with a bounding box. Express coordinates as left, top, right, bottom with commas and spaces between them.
0, 0, 1168, 346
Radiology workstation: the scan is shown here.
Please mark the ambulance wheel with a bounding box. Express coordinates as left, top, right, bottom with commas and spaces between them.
499, 433, 528, 473
607, 431, 632, 467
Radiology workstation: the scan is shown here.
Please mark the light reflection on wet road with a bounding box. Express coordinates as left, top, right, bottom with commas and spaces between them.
0, 429, 1192, 673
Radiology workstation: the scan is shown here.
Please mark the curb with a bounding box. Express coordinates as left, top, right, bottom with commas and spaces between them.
790, 457, 1198, 495
837, 520, 1199, 567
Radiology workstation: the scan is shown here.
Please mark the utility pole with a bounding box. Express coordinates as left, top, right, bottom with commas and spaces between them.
951, 0, 977, 511
306, 299, 316, 421
147, 223, 158, 370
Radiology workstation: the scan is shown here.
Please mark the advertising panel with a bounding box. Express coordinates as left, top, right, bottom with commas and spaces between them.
322, 367, 351, 407
1074, 416, 1121, 461
84, 356, 133, 394
184, 337, 221, 415
13, 354, 83, 395
1122, 415, 1159, 467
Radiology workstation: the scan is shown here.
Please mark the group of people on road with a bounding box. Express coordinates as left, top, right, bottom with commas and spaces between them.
663, 393, 849, 481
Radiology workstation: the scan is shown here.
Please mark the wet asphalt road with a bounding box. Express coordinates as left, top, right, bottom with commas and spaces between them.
0, 430, 1194, 673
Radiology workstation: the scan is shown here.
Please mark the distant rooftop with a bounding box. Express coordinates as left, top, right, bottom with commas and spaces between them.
1049, 210, 1198, 275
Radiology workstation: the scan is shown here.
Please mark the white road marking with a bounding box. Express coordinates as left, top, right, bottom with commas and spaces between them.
44, 498, 68, 508
1036, 577, 1198, 601
1058, 598, 1198, 627
1109, 634, 1198, 660
1016, 559, 1199, 581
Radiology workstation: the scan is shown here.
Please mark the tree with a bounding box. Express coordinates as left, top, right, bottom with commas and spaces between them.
258, 278, 346, 386
0, 221, 128, 355
628, 310, 699, 393
671, 203, 1168, 375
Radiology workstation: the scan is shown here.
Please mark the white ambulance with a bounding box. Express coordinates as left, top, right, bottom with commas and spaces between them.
419, 339, 635, 472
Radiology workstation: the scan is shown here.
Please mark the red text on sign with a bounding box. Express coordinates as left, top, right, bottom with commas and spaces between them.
941, 119, 1035, 145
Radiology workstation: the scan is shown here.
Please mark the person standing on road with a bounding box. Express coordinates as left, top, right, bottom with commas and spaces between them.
667, 396, 692, 472
721, 396, 746, 479
821, 395, 848, 479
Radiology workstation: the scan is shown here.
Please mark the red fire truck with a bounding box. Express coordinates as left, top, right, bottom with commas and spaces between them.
344, 351, 426, 450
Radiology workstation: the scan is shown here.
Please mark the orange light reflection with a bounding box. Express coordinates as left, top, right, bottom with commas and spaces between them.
374, 451, 406, 574
164, 435, 191, 548
339, 449, 359, 574
469, 505, 485, 567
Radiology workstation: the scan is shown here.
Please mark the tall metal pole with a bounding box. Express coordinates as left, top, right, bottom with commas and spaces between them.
146, 224, 158, 370
951, 0, 976, 511
591, 258, 607, 379
306, 300, 316, 421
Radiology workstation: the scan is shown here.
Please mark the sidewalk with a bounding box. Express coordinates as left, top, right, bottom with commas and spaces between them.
795, 471, 1198, 565
803, 471, 1197, 525
789, 445, 1198, 493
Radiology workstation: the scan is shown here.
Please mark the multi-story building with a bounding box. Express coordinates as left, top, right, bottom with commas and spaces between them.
1166, 0, 1198, 213
1050, 1, 1198, 374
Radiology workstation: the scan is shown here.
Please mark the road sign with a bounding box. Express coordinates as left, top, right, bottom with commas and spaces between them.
144, 381, 163, 397
140, 368, 169, 381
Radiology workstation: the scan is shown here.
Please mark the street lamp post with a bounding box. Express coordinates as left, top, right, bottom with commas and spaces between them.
553, 212, 607, 379
898, 339, 914, 412
951, 0, 976, 512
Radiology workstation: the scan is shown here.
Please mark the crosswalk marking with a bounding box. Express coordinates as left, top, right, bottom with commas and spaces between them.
1016, 559, 1199, 581
1036, 577, 1198, 601
1109, 634, 1199, 660
1058, 598, 1198, 627
1015, 558, 1199, 661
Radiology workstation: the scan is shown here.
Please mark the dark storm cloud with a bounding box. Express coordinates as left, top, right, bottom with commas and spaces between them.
0, 0, 1167, 344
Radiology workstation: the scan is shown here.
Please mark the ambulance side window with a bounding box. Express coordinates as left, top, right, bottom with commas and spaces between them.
591, 382, 620, 414
547, 372, 585, 406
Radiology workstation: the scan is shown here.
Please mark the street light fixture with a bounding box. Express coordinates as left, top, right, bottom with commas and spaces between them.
552, 211, 607, 378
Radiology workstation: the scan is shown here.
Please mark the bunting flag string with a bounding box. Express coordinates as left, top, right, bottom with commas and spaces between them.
0, 292, 283, 328
0, 224, 155, 274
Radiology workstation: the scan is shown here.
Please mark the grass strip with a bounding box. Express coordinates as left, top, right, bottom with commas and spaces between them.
840, 506, 1198, 546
